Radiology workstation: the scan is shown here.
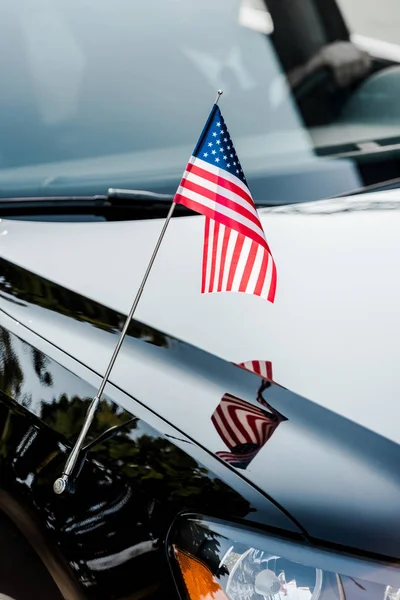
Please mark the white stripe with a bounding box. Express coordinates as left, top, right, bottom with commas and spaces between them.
221, 229, 238, 291
242, 361, 255, 372
177, 186, 265, 241
231, 237, 252, 292
260, 254, 274, 300
259, 361, 268, 378
211, 223, 225, 292
191, 156, 252, 198
184, 170, 260, 222
245, 244, 265, 295
204, 219, 215, 293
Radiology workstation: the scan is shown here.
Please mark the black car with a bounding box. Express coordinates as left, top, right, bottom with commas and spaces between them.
2, 1, 400, 599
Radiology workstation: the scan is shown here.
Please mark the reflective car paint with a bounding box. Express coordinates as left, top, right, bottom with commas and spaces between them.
1, 190, 400, 443
2, 241, 400, 560
0, 316, 300, 599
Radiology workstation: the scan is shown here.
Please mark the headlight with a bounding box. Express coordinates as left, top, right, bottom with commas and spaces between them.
169, 515, 400, 600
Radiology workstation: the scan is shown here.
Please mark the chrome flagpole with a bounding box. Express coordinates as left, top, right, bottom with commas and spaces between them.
53, 91, 223, 494
53, 201, 176, 494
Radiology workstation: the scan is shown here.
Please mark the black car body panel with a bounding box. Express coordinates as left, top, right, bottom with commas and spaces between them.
0, 257, 305, 598
2, 0, 400, 597
2, 254, 400, 572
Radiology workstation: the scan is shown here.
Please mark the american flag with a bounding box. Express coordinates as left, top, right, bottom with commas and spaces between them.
174, 104, 276, 302
211, 392, 286, 469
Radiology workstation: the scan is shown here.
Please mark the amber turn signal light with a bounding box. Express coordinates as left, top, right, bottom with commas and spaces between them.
174, 546, 229, 600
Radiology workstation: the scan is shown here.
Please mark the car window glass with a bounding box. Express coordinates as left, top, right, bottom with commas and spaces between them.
2, 0, 398, 201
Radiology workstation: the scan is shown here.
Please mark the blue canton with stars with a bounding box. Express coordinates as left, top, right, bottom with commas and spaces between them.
192, 105, 247, 185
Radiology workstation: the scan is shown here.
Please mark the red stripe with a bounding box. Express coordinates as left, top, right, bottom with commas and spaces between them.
267, 259, 277, 303
266, 361, 273, 381
208, 221, 219, 292
174, 194, 270, 252
239, 241, 258, 292
226, 233, 245, 291
201, 218, 210, 293
252, 360, 261, 376
253, 249, 269, 297
173, 177, 187, 201
180, 177, 262, 231
217, 226, 231, 291
186, 161, 254, 207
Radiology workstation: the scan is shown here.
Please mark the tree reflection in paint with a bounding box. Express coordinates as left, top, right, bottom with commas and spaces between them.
0, 258, 170, 347
0, 327, 24, 399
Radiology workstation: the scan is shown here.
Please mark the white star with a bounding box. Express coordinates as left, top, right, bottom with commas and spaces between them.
227, 145, 231, 150
212, 149, 216, 155
236, 169, 239, 173
220, 129, 224, 134
215, 157, 220, 163
212, 132, 217, 137
203, 152, 209, 157
230, 153, 234, 158
216, 122, 221, 127
208, 142, 213, 147
233, 161, 236, 165
219, 148, 224, 152
224, 137, 228, 142
227, 163, 231, 167
216, 140, 221, 145
223, 155, 227, 160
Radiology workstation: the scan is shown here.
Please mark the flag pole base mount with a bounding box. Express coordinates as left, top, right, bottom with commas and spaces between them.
53, 476, 68, 495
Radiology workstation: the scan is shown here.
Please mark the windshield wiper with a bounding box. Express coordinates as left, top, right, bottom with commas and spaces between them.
331, 177, 400, 198
107, 187, 174, 201
0, 187, 189, 221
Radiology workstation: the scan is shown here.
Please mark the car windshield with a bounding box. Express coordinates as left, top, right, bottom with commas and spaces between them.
0, 0, 399, 204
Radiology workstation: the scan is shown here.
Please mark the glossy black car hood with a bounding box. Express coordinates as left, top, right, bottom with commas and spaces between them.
1, 248, 400, 560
